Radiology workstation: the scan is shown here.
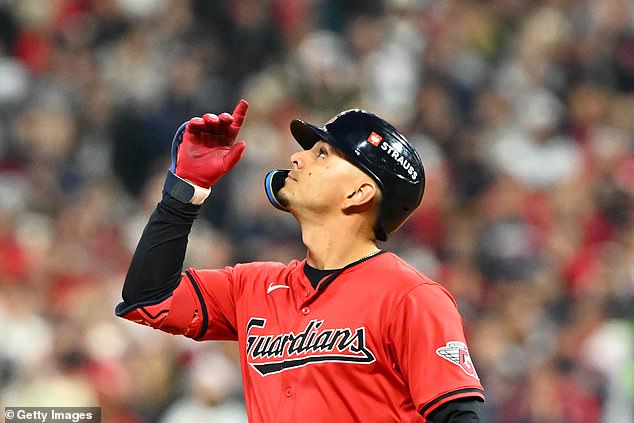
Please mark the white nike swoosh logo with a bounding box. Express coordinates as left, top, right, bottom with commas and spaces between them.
267, 283, 290, 294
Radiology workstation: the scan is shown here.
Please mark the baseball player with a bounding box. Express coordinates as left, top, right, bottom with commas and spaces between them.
116, 99, 485, 422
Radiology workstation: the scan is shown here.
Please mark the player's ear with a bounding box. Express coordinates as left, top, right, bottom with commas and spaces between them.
342, 181, 377, 212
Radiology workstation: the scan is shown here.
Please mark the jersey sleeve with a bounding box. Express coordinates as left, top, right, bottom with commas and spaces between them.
387, 282, 485, 418
115, 267, 240, 341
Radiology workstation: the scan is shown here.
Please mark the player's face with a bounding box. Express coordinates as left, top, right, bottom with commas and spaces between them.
278, 141, 369, 215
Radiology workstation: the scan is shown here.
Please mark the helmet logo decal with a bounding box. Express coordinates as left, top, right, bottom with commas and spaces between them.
367, 131, 383, 147
380, 142, 419, 180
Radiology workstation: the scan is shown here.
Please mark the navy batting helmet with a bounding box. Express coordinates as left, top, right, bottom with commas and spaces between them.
265, 109, 425, 241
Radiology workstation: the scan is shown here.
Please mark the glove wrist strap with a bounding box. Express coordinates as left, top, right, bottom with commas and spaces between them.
163, 170, 211, 205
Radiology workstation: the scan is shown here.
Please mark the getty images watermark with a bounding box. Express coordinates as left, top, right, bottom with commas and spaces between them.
4, 407, 100, 423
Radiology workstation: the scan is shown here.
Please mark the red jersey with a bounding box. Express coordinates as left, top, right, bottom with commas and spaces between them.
121, 252, 484, 422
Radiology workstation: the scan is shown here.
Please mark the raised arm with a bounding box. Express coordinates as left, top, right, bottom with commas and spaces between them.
116, 100, 248, 332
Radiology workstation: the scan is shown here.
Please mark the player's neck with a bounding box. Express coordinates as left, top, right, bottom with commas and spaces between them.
301, 221, 379, 270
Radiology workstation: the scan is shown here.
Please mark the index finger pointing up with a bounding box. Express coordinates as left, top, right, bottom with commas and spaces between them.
232, 99, 249, 127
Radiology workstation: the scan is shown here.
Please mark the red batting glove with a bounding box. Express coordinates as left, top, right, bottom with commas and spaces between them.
165, 99, 248, 204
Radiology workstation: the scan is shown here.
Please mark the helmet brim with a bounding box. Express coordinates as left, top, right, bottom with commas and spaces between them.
290, 119, 337, 150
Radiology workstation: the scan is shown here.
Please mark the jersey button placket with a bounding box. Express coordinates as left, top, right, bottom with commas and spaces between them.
301, 306, 310, 315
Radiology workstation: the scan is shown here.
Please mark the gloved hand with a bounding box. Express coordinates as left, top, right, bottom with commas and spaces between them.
164, 99, 248, 204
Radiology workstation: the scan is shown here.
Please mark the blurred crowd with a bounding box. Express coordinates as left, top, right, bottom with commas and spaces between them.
0, 0, 632, 422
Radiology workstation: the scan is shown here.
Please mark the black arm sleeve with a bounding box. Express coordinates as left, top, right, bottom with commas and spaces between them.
121, 194, 201, 306
426, 398, 484, 423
